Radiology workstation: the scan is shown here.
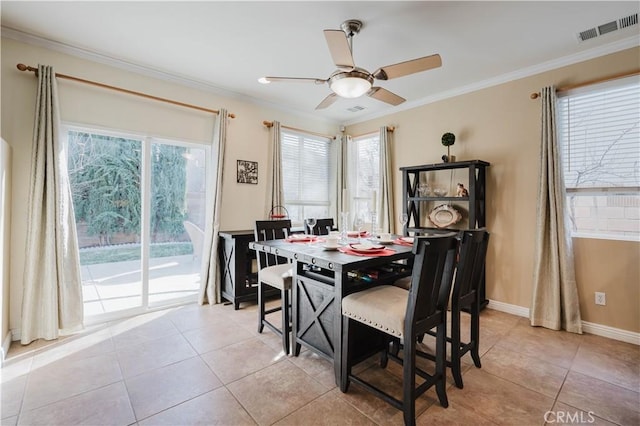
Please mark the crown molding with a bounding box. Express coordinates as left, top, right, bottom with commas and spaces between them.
4, 26, 636, 128
1, 26, 338, 126
343, 35, 640, 126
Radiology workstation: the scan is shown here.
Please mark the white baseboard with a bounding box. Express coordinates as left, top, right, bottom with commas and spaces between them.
487, 299, 530, 318
1, 330, 12, 365
581, 321, 640, 346
487, 299, 640, 346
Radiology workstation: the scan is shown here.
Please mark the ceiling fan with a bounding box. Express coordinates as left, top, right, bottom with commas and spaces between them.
258, 19, 442, 110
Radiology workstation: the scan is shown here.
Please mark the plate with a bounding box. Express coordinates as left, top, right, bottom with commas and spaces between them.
428, 204, 462, 228
322, 245, 339, 251
400, 237, 414, 244
349, 243, 385, 253
372, 238, 395, 245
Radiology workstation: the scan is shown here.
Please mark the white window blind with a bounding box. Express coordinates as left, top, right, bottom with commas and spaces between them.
281, 129, 331, 223
557, 76, 640, 241
348, 133, 380, 218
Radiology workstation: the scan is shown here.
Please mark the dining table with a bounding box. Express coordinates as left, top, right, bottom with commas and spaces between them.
249, 234, 416, 386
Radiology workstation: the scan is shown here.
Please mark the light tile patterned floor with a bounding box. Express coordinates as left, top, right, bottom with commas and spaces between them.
2, 302, 639, 425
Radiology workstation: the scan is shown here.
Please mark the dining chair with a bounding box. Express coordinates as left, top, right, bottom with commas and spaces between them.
304, 217, 335, 235
440, 228, 490, 388
254, 219, 293, 355
182, 220, 204, 261
340, 235, 459, 426
393, 229, 490, 389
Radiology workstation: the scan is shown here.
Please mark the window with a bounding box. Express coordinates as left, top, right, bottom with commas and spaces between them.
281, 129, 333, 224
348, 133, 380, 218
557, 76, 640, 241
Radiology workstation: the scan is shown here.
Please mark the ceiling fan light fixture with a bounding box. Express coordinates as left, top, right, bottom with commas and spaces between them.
329, 70, 373, 98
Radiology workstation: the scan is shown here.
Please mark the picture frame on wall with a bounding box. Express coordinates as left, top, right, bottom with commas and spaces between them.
237, 160, 258, 184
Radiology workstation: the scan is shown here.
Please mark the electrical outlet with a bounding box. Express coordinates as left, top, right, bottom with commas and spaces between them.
595, 292, 606, 306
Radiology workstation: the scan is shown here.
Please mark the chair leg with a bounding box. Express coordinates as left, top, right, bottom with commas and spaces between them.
435, 321, 449, 408
257, 282, 265, 333
450, 306, 463, 389
380, 336, 390, 368
340, 316, 351, 393
281, 288, 290, 355
402, 333, 417, 426
470, 300, 482, 368
390, 336, 401, 356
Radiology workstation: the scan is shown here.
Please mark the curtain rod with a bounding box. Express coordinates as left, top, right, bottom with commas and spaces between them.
262, 120, 335, 140
530, 69, 640, 99
17, 63, 236, 118
350, 126, 395, 139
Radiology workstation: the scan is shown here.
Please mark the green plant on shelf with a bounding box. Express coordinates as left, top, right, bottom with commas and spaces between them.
441, 132, 456, 162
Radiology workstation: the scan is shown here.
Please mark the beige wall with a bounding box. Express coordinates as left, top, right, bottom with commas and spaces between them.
1, 37, 338, 337
346, 47, 640, 333
2, 36, 638, 339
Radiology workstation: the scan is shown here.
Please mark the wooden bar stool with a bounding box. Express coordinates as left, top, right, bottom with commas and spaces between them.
254, 219, 293, 355
340, 235, 459, 426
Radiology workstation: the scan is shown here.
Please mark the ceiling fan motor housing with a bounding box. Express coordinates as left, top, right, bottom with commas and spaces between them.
341, 19, 363, 37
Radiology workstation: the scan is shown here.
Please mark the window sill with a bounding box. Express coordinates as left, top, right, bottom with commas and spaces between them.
571, 233, 639, 243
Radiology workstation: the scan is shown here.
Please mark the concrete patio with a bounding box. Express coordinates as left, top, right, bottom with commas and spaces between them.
80, 254, 200, 317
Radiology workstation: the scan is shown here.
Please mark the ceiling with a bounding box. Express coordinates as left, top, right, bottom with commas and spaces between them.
2, 1, 639, 124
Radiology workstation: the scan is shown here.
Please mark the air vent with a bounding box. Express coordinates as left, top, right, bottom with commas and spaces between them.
619, 13, 638, 29
577, 13, 638, 43
347, 106, 365, 112
598, 20, 618, 35
578, 28, 598, 42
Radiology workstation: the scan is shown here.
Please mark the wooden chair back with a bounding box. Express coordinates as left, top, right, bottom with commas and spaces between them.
406, 236, 459, 336
254, 219, 291, 269
304, 218, 335, 235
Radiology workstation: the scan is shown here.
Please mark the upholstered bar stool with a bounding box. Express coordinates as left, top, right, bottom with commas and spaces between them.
255, 220, 293, 355
340, 236, 459, 426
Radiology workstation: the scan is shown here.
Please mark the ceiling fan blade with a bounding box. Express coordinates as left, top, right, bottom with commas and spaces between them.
260, 76, 326, 84
367, 87, 405, 106
315, 93, 339, 110
373, 54, 442, 80
323, 29, 355, 70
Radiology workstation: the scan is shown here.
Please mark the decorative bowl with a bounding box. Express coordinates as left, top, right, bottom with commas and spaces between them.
418, 184, 430, 196
432, 187, 448, 197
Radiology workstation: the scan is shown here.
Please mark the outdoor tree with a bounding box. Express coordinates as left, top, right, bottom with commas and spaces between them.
68, 131, 187, 245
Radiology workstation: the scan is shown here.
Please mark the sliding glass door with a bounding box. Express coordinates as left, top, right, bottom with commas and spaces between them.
148, 141, 207, 306
67, 127, 208, 322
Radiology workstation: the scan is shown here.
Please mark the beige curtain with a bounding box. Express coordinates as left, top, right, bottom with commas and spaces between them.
265, 121, 285, 218
530, 87, 582, 334
335, 134, 348, 224
377, 126, 395, 233
199, 109, 228, 305
343, 134, 355, 229
21, 65, 84, 344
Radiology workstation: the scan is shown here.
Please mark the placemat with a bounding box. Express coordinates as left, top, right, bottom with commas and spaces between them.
338, 247, 396, 257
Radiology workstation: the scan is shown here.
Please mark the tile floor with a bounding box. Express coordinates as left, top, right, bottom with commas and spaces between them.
1, 302, 638, 425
